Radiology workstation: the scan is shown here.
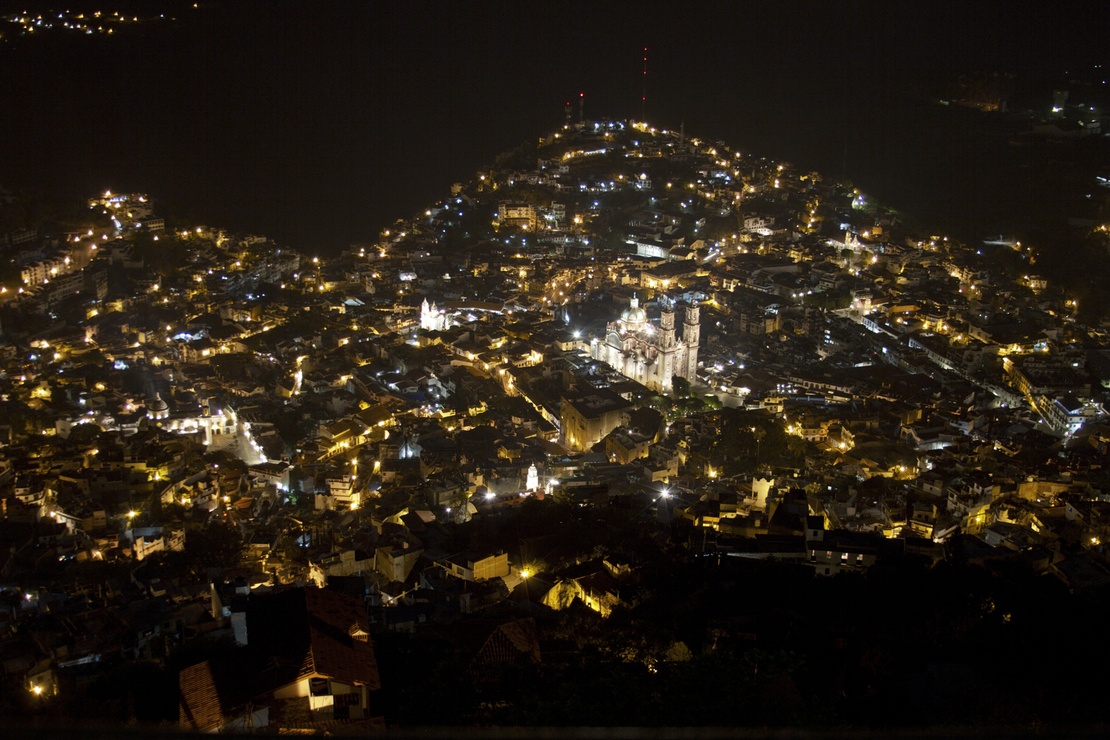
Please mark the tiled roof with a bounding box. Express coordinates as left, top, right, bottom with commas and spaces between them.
249, 587, 380, 691
179, 660, 226, 731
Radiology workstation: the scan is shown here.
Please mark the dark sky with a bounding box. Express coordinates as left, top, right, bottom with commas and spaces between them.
1, 0, 1107, 251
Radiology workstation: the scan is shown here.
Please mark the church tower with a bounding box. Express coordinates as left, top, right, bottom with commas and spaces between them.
683, 302, 700, 378
659, 300, 677, 390
420, 297, 446, 332
420, 298, 433, 331
659, 301, 676, 350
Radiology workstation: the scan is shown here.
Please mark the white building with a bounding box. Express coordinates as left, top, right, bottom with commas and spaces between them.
1044, 395, 1106, 437
420, 297, 448, 332
590, 295, 699, 393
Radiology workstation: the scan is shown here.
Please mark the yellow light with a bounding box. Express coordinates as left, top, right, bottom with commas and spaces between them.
31, 685, 42, 696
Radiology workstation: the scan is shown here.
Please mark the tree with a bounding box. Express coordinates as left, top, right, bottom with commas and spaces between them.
671, 375, 691, 398
752, 426, 766, 463
787, 435, 808, 464
65, 423, 105, 447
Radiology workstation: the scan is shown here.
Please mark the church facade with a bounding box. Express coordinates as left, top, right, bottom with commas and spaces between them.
420, 297, 449, 332
590, 295, 700, 393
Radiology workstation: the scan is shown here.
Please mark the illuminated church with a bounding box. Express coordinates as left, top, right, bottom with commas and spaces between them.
420, 297, 449, 332
590, 295, 700, 393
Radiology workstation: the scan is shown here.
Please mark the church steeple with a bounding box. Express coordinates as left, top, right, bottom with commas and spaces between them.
420, 296, 445, 331
659, 297, 675, 349
683, 302, 701, 378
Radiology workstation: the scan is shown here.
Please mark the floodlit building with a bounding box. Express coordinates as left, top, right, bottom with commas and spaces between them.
420, 297, 448, 332
561, 388, 632, 452
590, 295, 699, 392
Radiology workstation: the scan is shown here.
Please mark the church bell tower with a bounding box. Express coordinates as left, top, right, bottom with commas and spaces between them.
659, 302, 676, 349
683, 302, 700, 378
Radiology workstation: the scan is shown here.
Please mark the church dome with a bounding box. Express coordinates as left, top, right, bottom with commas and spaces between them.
621, 296, 647, 327
147, 393, 169, 420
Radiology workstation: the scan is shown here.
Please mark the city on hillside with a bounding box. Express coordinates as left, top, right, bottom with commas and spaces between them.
1, 116, 1110, 730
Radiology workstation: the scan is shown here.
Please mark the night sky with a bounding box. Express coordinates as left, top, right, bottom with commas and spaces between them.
1, 0, 1107, 252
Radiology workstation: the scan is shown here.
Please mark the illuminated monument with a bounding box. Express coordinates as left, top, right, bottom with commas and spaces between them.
420, 297, 449, 332
590, 294, 699, 393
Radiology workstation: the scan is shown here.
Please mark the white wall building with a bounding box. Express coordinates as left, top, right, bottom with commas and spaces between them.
590, 295, 699, 393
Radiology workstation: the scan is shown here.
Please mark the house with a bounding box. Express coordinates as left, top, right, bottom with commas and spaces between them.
440, 551, 510, 582
806, 527, 900, 576
181, 586, 382, 731
247, 587, 382, 727
474, 618, 542, 667
375, 533, 424, 584
309, 549, 375, 588
542, 561, 626, 617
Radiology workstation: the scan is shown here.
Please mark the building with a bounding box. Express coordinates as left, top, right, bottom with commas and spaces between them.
440, 551, 510, 582
590, 295, 699, 392
420, 297, 449, 332
561, 388, 632, 452
1044, 395, 1106, 437
180, 587, 382, 731
497, 202, 538, 230
247, 588, 381, 726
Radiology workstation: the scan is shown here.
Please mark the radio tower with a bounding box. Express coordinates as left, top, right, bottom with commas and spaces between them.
641, 47, 647, 121
578, 91, 584, 125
